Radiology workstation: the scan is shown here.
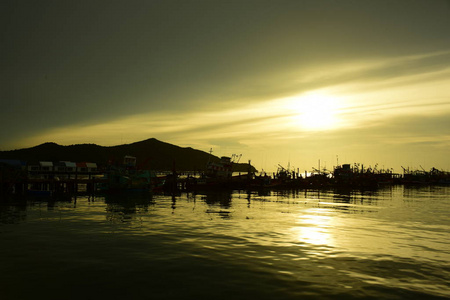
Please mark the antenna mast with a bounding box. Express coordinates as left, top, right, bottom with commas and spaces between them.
207, 148, 213, 164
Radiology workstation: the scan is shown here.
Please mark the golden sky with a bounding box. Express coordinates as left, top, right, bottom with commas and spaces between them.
2, 1, 450, 172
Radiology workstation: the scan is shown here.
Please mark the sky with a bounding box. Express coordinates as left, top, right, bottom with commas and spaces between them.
2, 0, 450, 173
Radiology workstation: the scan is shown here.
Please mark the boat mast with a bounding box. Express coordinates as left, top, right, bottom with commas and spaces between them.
207, 148, 213, 165
318, 159, 321, 175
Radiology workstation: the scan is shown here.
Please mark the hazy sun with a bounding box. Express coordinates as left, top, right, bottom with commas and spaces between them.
287, 93, 341, 131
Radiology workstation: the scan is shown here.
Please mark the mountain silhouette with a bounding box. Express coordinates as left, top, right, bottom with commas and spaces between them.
0, 138, 257, 172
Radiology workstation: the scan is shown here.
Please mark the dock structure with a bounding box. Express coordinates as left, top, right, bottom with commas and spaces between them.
2, 157, 450, 196
0, 160, 105, 195
24, 177, 106, 195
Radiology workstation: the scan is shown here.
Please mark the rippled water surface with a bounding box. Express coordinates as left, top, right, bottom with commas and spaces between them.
1, 185, 449, 299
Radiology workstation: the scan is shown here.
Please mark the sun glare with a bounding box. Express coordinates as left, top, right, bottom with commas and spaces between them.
287, 93, 342, 131
293, 212, 333, 246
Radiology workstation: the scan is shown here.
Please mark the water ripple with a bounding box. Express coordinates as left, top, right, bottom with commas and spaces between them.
0, 187, 449, 299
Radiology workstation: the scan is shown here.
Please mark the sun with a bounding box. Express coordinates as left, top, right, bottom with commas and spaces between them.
287, 93, 341, 131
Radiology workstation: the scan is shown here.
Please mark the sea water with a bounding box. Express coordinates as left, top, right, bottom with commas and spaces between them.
0, 185, 449, 299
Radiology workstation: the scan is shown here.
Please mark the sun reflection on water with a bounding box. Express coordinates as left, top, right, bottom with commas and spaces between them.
293, 210, 335, 247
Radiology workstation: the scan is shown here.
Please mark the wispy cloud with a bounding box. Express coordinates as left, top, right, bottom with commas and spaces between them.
15, 50, 450, 150
6, 47, 450, 172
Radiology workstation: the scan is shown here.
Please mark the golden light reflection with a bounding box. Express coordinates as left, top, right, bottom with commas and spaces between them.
297, 227, 330, 245
294, 212, 334, 246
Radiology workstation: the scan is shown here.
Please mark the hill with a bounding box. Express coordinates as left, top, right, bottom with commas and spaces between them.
0, 138, 257, 172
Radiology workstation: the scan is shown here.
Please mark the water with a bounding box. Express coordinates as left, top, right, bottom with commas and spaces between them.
1, 185, 449, 299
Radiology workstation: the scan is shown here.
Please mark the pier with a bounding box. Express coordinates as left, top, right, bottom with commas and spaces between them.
1, 174, 106, 195
1, 158, 449, 196
0, 160, 105, 195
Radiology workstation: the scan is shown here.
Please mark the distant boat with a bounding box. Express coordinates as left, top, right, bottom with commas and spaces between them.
185, 155, 254, 190
96, 156, 158, 192
401, 166, 450, 185
205, 156, 234, 179
184, 156, 233, 190
333, 163, 395, 187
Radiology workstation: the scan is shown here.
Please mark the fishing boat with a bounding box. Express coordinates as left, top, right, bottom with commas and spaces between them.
96, 156, 157, 192
333, 163, 394, 187
186, 155, 250, 190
